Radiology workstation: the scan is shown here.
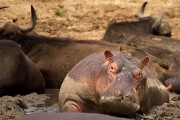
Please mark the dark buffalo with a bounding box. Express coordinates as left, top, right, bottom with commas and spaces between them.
0, 5, 36, 40
59, 50, 169, 116
165, 70, 180, 94
0, 40, 45, 96
0, 34, 172, 88
103, 1, 172, 42
0, 5, 172, 88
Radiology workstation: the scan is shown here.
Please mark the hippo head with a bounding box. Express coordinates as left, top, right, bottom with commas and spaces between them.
95, 50, 149, 115
0, 5, 36, 40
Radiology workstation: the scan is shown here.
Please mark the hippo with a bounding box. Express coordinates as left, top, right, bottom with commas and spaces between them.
17, 112, 131, 120
59, 50, 169, 116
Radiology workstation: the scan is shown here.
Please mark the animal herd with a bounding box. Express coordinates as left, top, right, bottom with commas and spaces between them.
0, 1, 180, 120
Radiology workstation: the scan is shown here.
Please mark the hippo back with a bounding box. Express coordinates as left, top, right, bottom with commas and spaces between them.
17, 112, 131, 120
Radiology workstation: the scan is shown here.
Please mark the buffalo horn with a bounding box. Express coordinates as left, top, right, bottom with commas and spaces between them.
137, 1, 148, 18
20, 5, 37, 33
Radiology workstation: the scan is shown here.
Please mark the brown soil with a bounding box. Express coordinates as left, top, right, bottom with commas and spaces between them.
0, 0, 180, 120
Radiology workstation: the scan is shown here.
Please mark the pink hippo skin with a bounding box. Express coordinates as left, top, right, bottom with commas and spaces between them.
59, 50, 169, 116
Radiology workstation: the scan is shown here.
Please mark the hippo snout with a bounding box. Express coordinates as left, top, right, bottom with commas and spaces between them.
99, 88, 140, 115
113, 89, 139, 104
100, 95, 140, 115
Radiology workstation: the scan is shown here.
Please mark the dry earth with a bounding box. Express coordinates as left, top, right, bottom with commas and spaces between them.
0, 0, 180, 120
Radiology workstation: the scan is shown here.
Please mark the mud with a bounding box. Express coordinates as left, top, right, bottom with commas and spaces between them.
0, 0, 180, 120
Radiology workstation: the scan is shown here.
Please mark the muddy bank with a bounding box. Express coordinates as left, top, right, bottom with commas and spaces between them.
0, 90, 180, 120
0, 90, 60, 120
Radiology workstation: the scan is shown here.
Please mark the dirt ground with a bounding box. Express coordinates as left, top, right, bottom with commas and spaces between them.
0, 0, 180, 120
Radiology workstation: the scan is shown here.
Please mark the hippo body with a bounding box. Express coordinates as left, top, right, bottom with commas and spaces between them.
0, 40, 45, 96
17, 112, 131, 120
59, 50, 169, 116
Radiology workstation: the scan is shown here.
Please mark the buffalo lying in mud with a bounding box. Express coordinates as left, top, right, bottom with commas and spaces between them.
59, 50, 169, 116
103, 1, 172, 41
0, 5, 44, 96
0, 5, 173, 89
0, 40, 45, 96
165, 70, 180, 94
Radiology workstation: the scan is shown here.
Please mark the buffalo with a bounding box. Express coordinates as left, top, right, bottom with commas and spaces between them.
0, 5, 44, 96
0, 5, 173, 89
0, 40, 45, 96
103, 1, 172, 42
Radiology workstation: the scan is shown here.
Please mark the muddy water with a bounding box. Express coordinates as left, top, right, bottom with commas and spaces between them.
169, 93, 180, 104
25, 89, 60, 115
45, 89, 59, 107
26, 89, 180, 118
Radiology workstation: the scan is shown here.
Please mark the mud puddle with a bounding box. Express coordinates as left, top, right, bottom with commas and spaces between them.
0, 89, 60, 120
25, 89, 60, 115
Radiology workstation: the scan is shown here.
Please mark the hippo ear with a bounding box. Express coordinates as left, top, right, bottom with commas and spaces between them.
104, 49, 113, 59
141, 56, 149, 69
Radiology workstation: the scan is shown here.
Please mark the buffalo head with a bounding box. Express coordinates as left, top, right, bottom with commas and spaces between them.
0, 5, 36, 39
137, 1, 172, 37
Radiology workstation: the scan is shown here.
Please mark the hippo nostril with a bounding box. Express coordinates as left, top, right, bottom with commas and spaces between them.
124, 92, 139, 104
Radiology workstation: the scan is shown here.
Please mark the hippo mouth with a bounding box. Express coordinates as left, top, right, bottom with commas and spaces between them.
100, 96, 140, 115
